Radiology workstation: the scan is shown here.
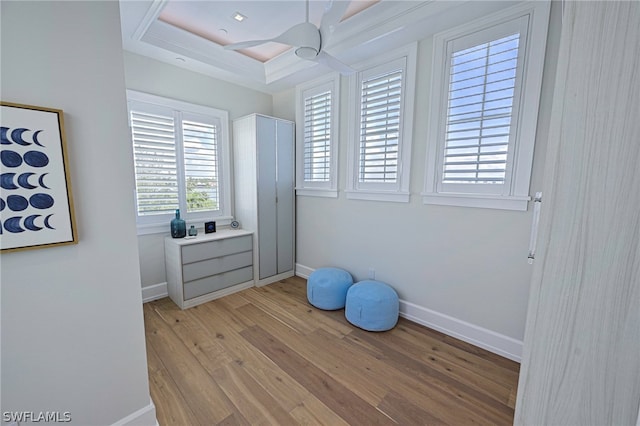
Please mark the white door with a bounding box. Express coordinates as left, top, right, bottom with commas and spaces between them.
257, 115, 277, 279
515, 2, 640, 424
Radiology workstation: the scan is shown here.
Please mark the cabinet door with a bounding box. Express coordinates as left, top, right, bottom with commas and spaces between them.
276, 120, 294, 274
256, 115, 278, 279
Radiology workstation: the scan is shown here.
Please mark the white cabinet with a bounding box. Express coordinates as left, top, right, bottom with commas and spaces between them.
164, 229, 254, 309
233, 114, 295, 286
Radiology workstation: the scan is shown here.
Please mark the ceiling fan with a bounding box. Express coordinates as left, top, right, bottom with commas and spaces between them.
224, 0, 355, 75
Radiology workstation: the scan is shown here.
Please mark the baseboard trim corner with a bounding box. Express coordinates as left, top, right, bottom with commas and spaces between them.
295, 263, 314, 279
142, 282, 168, 303
399, 300, 523, 362
111, 398, 157, 426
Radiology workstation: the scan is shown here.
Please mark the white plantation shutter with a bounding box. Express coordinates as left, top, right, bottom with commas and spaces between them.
423, 5, 550, 210
182, 118, 220, 212
127, 91, 231, 228
303, 90, 331, 182
296, 76, 339, 197
347, 46, 416, 203
130, 109, 179, 215
443, 33, 521, 185
359, 67, 403, 184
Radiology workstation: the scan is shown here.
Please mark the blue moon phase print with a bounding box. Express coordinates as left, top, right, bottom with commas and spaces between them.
44, 214, 55, 230
32, 130, 45, 147
7, 195, 28, 211
38, 173, 50, 189
17, 172, 38, 189
11, 128, 31, 146
29, 193, 54, 209
4, 217, 25, 233
1, 102, 76, 252
0, 127, 11, 144
24, 215, 44, 231
23, 150, 49, 167
1, 150, 23, 168
0, 127, 46, 146
1, 173, 19, 190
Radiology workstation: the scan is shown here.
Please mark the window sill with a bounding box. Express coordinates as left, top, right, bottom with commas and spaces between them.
345, 190, 410, 203
422, 192, 530, 211
295, 188, 338, 198
136, 216, 234, 236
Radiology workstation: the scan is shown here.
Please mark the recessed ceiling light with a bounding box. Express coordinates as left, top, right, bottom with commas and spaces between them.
176, 57, 185, 62
233, 12, 247, 22
219, 28, 228, 35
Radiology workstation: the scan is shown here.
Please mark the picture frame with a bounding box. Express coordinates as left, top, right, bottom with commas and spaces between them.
205, 221, 216, 234
1, 101, 77, 253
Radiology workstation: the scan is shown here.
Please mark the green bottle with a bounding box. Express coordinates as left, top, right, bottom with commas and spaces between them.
170, 209, 186, 238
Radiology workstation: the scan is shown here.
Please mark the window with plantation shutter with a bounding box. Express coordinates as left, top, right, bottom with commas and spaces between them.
423, 3, 550, 211
443, 33, 520, 186
359, 68, 402, 184
182, 118, 219, 212
304, 90, 331, 182
127, 91, 231, 233
347, 44, 417, 203
130, 110, 179, 215
295, 75, 340, 198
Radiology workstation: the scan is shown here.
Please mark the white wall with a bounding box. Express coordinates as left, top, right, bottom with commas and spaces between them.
1, 2, 154, 425
286, 2, 562, 358
272, 88, 296, 121
123, 52, 273, 292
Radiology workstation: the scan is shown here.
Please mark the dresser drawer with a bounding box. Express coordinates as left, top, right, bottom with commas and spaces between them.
184, 266, 254, 300
182, 250, 252, 282
181, 235, 252, 264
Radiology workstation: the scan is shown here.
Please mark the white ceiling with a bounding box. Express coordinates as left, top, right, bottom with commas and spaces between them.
119, 0, 521, 94
157, 1, 379, 62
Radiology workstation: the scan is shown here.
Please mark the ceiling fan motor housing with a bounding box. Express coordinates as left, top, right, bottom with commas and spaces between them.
292, 22, 321, 59
295, 46, 319, 59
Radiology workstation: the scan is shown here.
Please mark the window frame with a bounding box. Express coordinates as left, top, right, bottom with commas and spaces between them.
346, 42, 417, 203
126, 90, 232, 235
422, 2, 550, 211
295, 73, 340, 198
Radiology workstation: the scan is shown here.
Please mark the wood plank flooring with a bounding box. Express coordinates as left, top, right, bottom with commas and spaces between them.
144, 276, 520, 425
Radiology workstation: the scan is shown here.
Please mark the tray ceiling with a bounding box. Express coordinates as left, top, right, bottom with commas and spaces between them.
120, 1, 522, 93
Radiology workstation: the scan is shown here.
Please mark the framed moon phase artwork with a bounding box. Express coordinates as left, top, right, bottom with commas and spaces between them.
0, 102, 77, 253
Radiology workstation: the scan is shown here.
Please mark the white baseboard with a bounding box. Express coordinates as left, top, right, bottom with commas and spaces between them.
295, 263, 522, 362
111, 399, 157, 426
256, 270, 295, 287
142, 282, 168, 303
400, 300, 522, 362
295, 263, 314, 279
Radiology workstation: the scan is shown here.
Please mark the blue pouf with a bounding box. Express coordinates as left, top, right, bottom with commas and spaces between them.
345, 280, 399, 331
307, 267, 354, 310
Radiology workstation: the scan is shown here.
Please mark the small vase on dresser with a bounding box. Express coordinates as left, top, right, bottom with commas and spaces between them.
170, 209, 186, 238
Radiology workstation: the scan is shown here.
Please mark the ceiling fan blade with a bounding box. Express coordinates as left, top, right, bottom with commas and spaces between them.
314, 51, 355, 75
319, 1, 350, 45
224, 39, 274, 50
225, 23, 317, 52
273, 22, 320, 49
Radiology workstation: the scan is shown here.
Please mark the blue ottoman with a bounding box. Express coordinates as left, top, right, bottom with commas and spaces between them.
345, 280, 399, 331
307, 267, 353, 310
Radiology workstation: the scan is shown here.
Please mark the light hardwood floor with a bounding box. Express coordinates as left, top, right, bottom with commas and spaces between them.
144, 276, 519, 425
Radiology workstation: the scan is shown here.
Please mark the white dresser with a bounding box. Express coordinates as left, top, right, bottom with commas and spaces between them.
164, 229, 254, 309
